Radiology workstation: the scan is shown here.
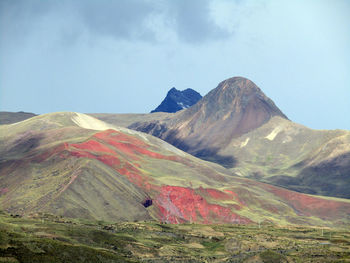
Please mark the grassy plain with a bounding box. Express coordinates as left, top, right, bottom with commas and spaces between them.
0, 211, 349, 263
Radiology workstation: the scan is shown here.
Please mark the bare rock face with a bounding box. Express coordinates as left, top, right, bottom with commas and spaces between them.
151, 87, 202, 113
130, 77, 288, 167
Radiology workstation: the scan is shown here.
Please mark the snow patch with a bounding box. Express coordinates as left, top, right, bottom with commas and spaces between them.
72, 112, 116, 131
265, 126, 282, 141
177, 102, 189, 109
71, 113, 190, 156
282, 136, 292, 144
71, 112, 150, 141
240, 137, 250, 148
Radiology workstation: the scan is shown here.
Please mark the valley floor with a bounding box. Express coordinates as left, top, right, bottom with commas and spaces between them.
0, 211, 349, 263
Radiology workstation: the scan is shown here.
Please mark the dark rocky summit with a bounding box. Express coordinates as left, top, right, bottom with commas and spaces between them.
151, 87, 202, 113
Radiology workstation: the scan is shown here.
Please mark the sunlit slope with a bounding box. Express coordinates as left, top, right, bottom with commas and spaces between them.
123, 77, 350, 199
227, 116, 350, 198
1, 112, 350, 226
89, 112, 173, 128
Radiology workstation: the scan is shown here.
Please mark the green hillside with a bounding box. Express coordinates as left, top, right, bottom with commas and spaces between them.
1, 112, 350, 227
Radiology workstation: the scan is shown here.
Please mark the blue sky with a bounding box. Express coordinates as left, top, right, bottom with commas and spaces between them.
0, 0, 349, 130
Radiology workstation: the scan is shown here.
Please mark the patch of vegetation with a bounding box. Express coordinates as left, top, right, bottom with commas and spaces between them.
259, 250, 286, 263
0, 212, 349, 262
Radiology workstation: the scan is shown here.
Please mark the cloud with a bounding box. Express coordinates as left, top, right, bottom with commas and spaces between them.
73, 0, 157, 41
0, 0, 52, 42
0, 0, 233, 45
165, 0, 230, 43
74, 0, 233, 43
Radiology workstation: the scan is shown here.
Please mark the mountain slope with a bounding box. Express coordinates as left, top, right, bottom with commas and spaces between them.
228, 116, 350, 198
0, 111, 37, 124
151, 87, 202, 113
89, 112, 173, 128
125, 76, 350, 198
130, 77, 288, 167
1, 112, 350, 226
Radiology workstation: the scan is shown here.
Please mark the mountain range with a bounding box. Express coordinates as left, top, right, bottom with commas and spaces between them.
92, 77, 350, 199
1, 76, 349, 227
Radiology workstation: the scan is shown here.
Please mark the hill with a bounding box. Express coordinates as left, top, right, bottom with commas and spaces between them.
1, 112, 350, 226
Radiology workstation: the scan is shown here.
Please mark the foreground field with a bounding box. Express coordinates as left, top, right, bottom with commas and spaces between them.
0, 212, 349, 263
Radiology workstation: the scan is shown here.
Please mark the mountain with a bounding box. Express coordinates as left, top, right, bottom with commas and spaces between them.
126, 77, 350, 198
1, 112, 350, 226
0, 111, 37, 124
130, 77, 288, 167
221, 116, 350, 198
151, 87, 202, 113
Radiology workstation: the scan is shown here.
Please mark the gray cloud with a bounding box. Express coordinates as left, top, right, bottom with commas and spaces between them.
167, 0, 228, 43
0, 0, 52, 41
73, 0, 157, 41
0, 0, 232, 45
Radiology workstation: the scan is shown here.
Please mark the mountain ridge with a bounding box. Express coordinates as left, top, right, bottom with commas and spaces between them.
1, 112, 349, 226
151, 87, 202, 113
130, 77, 288, 167
126, 76, 350, 198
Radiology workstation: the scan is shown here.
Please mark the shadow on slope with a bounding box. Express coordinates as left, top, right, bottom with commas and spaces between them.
0, 132, 44, 161
149, 127, 238, 169
269, 152, 350, 199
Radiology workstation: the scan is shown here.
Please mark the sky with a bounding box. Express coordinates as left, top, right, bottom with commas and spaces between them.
0, 0, 349, 130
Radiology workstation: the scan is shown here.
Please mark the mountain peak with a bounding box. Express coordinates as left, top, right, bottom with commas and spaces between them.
151, 87, 202, 113
210, 77, 266, 102
170, 76, 288, 162
192, 76, 288, 122
219, 76, 259, 92
168, 87, 178, 94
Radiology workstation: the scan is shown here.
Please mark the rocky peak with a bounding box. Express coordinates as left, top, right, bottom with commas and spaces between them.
151, 87, 202, 113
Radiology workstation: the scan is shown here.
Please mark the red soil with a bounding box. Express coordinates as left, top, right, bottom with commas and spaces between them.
94, 129, 149, 148
198, 188, 243, 210
36, 130, 179, 165
205, 188, 232, 200
34, 130, 252, 224
264, 184, 350, 218
97, 155, 121, 167
0, 188, 9, 195
59, 132, 159, 192
69, 149, 96, 159
35, 143, 69, 162
70, 140, 115, 154
93, 130, 179, 161
155, 186, 251, 224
